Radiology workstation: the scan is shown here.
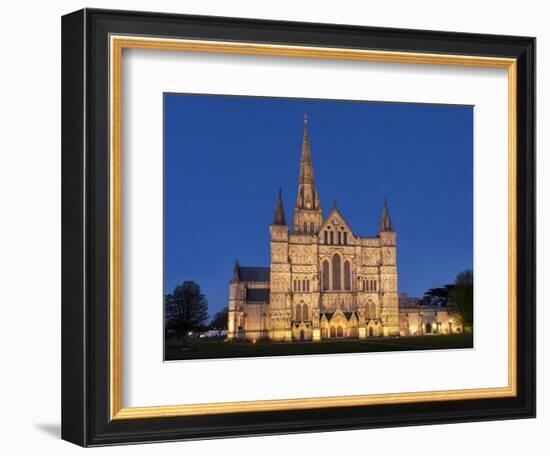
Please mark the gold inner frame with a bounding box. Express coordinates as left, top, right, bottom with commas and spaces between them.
109, 35, 517, 420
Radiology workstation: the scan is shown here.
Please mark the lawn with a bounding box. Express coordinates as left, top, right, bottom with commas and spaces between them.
165, 333, 473, 361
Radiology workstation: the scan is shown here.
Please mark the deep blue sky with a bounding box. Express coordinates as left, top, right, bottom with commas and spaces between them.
164, 94, 473, 318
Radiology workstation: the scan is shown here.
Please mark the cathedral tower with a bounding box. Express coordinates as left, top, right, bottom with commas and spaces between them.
293, 115, 324, 234
269, 189, 292, 341
378, 199, 400, 336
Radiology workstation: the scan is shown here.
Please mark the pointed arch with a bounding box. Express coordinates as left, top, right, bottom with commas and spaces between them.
344, 260, 351, 290
322, 260, 330, 291
302, 303, 309, 321
332, 253, 341, 290
295, 303, 302, 322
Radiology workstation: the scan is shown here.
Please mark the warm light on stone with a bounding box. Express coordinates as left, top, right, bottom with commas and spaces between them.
226, 117, 461, 343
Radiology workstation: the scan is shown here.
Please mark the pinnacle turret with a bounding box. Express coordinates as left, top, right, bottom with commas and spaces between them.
379, 198, 394, 232
273, 188, 287, 225
230, 260, 240, 283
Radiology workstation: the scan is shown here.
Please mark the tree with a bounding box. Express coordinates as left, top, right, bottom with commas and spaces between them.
448, 270, 474, 331
209, 307, 228, 330
421, 284, 454, 308
165, 281, 209, 341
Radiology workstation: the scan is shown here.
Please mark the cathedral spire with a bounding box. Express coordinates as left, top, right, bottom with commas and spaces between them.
379, 198, 394, 232
299, 115, 314, 185
295, 115, 321, 211
293, 115, 323, 233
273, 188, 287, 225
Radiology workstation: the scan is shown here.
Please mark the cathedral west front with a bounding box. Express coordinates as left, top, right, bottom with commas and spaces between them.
227, 116, 400, 342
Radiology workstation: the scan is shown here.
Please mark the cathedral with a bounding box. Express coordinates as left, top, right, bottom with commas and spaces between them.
227, 116, 400, 342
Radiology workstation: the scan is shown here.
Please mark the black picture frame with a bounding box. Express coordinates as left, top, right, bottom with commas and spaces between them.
62, 8, 535, 447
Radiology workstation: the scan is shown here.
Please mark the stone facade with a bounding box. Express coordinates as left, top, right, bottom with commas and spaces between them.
227, 116, 400, 342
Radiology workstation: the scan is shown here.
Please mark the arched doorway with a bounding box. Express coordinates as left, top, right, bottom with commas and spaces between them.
336, 326, 343, 338
299, 329, 305, 340
426, 323, 432, 334
368, 327, 374, 337
330, 326, 336, 338
321, 327, 328, 339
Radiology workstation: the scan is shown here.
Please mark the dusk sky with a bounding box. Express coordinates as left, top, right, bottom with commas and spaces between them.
164, 94, 473, 319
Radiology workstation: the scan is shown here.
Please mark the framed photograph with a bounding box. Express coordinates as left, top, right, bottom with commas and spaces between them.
61, 8, 535, 446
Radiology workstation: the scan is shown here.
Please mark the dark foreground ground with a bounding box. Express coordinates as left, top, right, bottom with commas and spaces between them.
165, 333, 473, 361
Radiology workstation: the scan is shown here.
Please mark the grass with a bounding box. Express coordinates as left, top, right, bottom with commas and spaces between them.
165, 333, 473, 361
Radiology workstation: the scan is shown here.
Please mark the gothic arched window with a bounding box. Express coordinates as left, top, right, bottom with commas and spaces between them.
302, 303, 309, 321
332, 254, 341, 291
329, 231, 334, 245
343, 232, 348, 245
373, 279, 377, 291
344, 260, 351, 290
295, 303, 302, 322
303, 222, 308, 233
337, 231, 342, 245
370, 302, 376, 318
322, 260, 330, 291
324, 231, 328, 244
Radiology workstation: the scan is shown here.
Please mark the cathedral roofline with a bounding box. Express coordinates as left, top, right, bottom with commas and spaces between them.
230, 265, 270, 284
319, 206, 353, 233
